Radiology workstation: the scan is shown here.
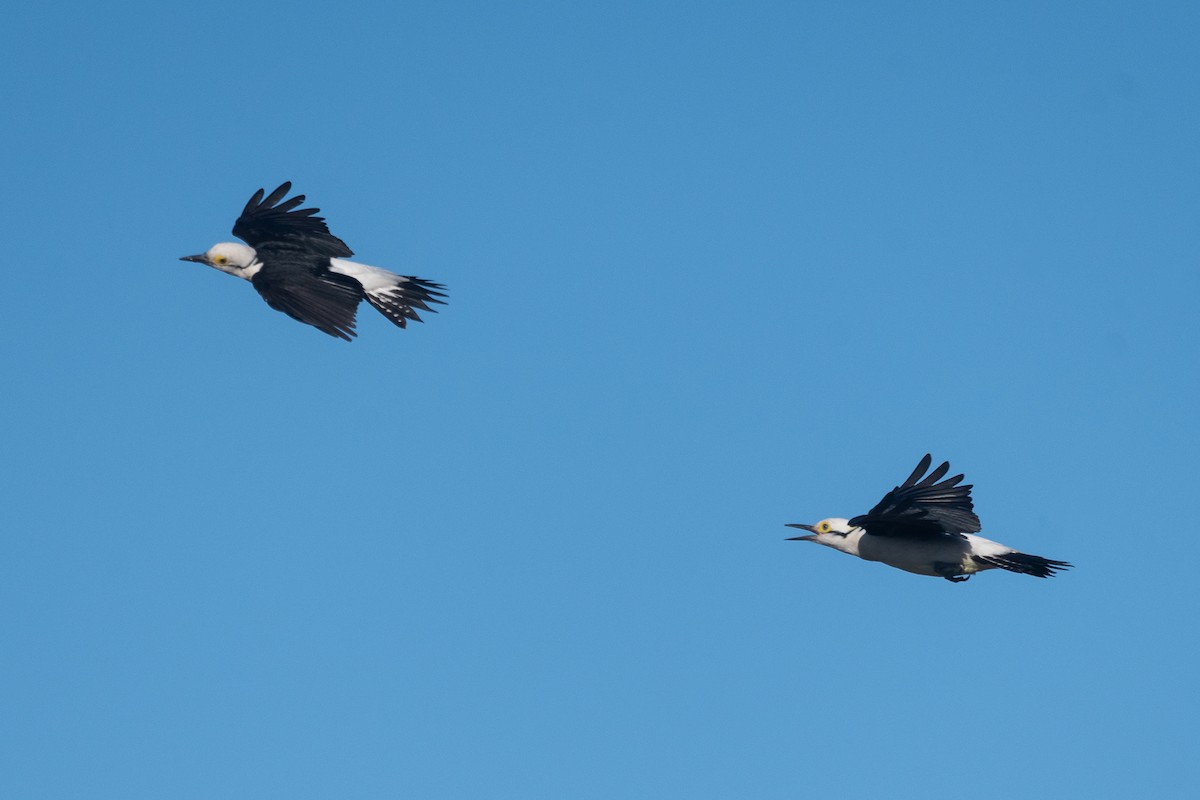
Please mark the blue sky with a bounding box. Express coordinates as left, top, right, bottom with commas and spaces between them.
2, 1, 1198, 797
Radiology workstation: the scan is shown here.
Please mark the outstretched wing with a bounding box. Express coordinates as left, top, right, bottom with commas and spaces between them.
250, 267, 364, 341
848, 454, 982, 539
232, 182, 354, 258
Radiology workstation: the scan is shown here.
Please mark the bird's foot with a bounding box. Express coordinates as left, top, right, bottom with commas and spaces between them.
933, 562, 970, 582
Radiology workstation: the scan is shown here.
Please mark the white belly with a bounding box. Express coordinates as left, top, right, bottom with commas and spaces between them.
856, 534, 973, 576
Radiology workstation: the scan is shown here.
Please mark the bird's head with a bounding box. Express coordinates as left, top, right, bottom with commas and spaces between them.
180, 242, 259, 279
785, 518, 856, 552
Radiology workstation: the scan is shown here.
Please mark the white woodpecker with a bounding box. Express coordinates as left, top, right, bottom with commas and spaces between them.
787, 454, 1071, 582
180, 182, 446, 341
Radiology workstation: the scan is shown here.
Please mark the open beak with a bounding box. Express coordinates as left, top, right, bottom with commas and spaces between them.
179, 254, 207, 264
785, 523, 817, 542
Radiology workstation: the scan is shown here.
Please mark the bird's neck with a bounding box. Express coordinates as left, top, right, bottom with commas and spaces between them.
218, 257, 263, 281
822, 528, 866, 557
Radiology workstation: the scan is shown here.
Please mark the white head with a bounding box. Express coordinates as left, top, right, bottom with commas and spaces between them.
179, 242, 260, 280
785, 517, 859, 555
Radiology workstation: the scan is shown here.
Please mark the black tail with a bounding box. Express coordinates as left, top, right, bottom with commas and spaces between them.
972, 552, 1072, 578
366, 278, 448, 329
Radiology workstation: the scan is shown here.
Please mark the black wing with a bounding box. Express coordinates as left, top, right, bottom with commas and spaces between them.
232, 182, 353, 258
848, 454, 982, 539
251, 268, 364, 341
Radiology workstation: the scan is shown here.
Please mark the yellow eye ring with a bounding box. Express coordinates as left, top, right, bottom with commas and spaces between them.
214, 255, 228, 265
818, 521, 831, 533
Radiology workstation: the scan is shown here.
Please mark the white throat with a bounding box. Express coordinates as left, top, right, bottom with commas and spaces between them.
819, 527, 866, 557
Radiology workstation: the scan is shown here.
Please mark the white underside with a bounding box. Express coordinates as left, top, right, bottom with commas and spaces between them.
852, 531, 1014, 576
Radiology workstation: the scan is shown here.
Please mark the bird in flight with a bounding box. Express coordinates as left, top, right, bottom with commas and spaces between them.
786, 454, 1071, 582
180, 182, 446, 340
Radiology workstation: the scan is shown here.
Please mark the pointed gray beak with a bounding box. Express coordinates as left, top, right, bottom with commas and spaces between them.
179, 254, 207, 264
785, 523, 817, 541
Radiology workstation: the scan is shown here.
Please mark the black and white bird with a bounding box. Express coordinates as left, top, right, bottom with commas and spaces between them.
786, 454, 1071, 582
180, 182, 446, 340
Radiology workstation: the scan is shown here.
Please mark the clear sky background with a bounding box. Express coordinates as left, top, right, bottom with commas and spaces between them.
2, 2, 1197, 798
